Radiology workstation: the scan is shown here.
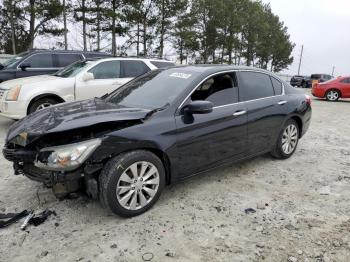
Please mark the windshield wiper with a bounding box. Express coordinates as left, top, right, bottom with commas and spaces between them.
144, 103, 170, 120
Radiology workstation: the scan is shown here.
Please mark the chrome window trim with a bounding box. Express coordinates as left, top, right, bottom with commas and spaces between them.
177, 69, 285, 111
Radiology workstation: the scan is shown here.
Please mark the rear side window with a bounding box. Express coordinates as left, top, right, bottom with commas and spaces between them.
88, 61, 120, 79
121, 61, 150, 78
55, 53, 82, 67
191, 73, 238, 106
341, 78, 350, 83
150, 61, 175, 68
271, 77, 283, 95
238, 72, 275, 101
22, 53, 54, 68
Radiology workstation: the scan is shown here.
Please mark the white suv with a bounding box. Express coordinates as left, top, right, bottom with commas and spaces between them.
0, 57, 174, 119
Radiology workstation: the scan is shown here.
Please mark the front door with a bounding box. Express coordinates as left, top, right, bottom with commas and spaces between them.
75, 60, 132, 100
175, 72, 248, 178
16, 53, 58, 78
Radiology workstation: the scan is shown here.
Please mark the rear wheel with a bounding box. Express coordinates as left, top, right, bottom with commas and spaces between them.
271, 119, 299, 159
99, 150, 165, 217
28, 97, 60, 114
325, 89, 340, 101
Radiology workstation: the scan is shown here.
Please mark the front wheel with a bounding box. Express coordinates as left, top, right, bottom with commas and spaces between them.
28, 97, 59, 114
271, 119, 299, 159
325, 89, 340, 101
99, 150, 165, 217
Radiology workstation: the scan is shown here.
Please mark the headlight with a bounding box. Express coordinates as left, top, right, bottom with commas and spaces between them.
35, 138, 101, 171
6, 85, 21, 101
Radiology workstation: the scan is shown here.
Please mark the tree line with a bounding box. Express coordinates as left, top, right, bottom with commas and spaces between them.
0, 0, 294, 72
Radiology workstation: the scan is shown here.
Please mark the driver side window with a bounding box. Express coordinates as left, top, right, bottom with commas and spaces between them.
88, 61, 121, 79
190, 73, 238, 106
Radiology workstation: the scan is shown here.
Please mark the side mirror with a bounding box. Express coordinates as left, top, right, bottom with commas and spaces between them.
19, 63, 31, 71
81, 72, 94, 82
184, 100, 213, 115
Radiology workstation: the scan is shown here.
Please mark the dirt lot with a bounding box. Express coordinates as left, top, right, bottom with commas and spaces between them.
0, 90, 349, 262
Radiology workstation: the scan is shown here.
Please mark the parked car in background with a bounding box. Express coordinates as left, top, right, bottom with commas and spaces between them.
290, 75, 307, 87
0, 49, 110, 83
312, 76, 350, 101
0, 57, 175, 119
2, 65, 312, 217
304, 74, 333, 88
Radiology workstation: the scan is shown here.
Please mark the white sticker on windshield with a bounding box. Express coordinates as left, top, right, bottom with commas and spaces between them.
169, 72, 192, 79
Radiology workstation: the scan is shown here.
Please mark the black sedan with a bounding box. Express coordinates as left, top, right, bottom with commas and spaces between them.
3, 65, 312, 217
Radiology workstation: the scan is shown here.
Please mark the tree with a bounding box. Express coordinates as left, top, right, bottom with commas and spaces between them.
124, 0, 157, 56
18, 0, 64, 49
154, 0, 187, 58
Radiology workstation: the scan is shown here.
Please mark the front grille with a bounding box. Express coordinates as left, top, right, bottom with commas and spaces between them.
2, 147, 37, 162
0, 88, 5, 99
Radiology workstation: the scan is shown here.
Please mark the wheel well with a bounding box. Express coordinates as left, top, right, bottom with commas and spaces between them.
27, 94, 65, 115
291, 116, 303, 138
147, 148, 172, 185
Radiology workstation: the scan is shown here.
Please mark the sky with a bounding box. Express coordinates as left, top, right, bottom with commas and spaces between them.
262, 0, 350, 77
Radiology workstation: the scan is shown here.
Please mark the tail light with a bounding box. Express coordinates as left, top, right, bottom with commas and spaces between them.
305, 94, 311, 106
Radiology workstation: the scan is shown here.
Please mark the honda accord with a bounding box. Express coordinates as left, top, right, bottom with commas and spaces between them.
3, 65, 312, 217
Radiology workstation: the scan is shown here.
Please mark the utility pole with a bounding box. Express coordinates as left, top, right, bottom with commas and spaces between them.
297, 45, 304, 75
332, 66, 335, 77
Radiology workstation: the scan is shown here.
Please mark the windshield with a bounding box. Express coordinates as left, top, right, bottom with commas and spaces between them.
1, 52, 27, 68
54, 61, 91, 78
106, 68, 200, 109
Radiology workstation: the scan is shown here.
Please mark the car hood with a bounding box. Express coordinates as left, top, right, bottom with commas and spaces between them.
0, 75, 61, 89
6, 98, 150, 147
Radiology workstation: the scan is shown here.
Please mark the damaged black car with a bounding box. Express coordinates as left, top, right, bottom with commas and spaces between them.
3, 65, 312, 217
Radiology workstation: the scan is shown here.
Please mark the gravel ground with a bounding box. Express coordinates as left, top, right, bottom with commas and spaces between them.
0, 90, 349, 262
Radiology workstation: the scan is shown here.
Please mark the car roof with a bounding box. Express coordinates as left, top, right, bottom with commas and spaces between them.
158, 64, 275, 76
27, 49, 109, 55
84, 57, 174, 63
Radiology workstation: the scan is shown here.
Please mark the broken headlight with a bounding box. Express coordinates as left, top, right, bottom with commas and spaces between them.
35, 139, 102, 171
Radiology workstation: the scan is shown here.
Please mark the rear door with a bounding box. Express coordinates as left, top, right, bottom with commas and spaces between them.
75, 60, 122, 100
16, 53, 57, 78
175, 72, 248, 177
237, 71, 285, 155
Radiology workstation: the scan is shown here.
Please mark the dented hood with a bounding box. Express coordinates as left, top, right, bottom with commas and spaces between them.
6, 98, 150, 146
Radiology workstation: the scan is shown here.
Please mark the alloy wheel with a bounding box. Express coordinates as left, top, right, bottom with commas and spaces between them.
281, 124, 298, 155
36, 103, 53, 111
326, 90, 339, 101
116, 161, 160, 210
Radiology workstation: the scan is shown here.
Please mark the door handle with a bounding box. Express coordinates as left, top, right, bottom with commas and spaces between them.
278, 100, 287, 105
233, 110, 247, 116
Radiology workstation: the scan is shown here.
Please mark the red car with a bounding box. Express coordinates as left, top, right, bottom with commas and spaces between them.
312, 76, 350, 101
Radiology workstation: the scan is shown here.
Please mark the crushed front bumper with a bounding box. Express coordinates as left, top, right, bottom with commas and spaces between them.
3, 146, 101, 199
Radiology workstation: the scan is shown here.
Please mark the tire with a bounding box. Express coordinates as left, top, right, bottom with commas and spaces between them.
302, 82, 307, 88
325, 89, 340, 102
99, 150, 166, 217
271, 119, 299, 159
28, 97, 60, 114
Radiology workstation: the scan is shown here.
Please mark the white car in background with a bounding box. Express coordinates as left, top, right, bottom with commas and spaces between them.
0, 57, 174, 120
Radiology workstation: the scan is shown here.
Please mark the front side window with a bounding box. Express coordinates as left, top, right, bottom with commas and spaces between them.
107, 68, 200, 109
190, 73, 238, 106
22, 53, 54, 68
271, 76, 283, 95
239, 72, 275, 101
88, 61, 121, 79
121, 60, 150, 78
